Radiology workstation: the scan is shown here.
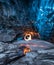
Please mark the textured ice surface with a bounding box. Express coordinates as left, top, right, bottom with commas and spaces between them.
0, 39, 54, 65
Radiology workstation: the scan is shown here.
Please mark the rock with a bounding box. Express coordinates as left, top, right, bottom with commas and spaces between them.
0, 46, 4, 53
0, 29, 16, 42
0, 42, 8, 53
0, 39, 54, 65
18, 52, 38, 65
7, 40, 54, 65
8, 44, 18, 50
0, 54, 7, 65
17, 39, 53, 50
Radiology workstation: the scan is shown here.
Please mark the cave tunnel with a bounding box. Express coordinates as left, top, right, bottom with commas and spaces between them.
0, 0, 54, 43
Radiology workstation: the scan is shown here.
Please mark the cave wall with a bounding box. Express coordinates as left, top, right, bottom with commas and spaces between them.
0, 0, 54, 42
28, 0, 54, 42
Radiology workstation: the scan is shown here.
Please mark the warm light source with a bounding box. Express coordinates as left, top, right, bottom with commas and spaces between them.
19, 44, 31, 54
24, 34, 32, 41
23, 47, 31, 54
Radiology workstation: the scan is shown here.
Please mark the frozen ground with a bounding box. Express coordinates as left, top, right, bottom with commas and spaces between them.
0, 39, 54, 65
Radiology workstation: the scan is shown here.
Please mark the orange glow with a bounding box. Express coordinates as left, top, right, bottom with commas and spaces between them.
19, 42, 47, 54
19, 44, 31, 54
24, 31, 40, 41
24, 31, 35, 41
24, 31, 34, 36
23, 47, 31, 54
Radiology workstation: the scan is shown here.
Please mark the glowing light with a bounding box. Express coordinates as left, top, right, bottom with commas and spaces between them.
24, 47, 31, 54
19, 44, 31, 54
24, 34, 32, 41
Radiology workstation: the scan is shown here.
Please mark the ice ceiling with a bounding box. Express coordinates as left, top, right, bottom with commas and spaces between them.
0, 0, 54, 42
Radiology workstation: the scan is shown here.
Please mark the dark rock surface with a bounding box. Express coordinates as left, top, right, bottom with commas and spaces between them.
0, 40, 54, 65
0, 29, 16, 42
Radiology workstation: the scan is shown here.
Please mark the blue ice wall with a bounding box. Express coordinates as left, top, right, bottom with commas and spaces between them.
29, 0, 54, 40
